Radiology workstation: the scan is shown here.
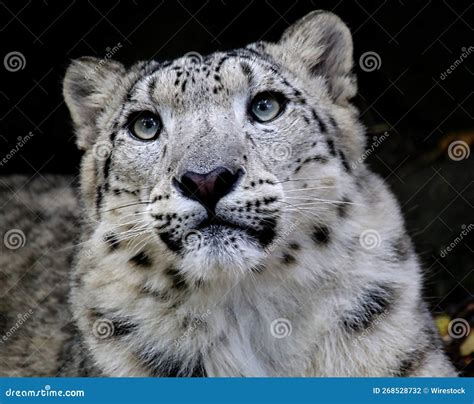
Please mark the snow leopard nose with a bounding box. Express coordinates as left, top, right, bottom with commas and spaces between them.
174, 167, 243, 210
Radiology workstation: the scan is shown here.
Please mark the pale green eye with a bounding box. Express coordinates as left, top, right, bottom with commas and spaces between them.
250, 92, 284, 122
129, 112, 162, 140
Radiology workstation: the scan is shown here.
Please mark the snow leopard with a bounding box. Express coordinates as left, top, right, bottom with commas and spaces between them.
1, 10, 456, 377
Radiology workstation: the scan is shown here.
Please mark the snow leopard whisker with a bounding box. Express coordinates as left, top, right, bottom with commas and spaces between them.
274, 178, 335, 184
284, 186, 337, 192
101, 201, 152, 213
280, 199, 360, 206
128, 232, 155, 255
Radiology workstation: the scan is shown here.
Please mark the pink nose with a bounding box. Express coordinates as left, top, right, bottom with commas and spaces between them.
174, 167, 242, 211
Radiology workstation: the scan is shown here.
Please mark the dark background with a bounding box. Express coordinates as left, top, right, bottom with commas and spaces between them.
0, 0, 473, 372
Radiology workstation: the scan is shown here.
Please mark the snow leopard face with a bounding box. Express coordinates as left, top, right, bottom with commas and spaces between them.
64, 11, 364, 285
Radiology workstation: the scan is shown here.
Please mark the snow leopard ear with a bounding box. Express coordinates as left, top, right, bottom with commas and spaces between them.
278, 10, 356, 105
63, 57, 125, 150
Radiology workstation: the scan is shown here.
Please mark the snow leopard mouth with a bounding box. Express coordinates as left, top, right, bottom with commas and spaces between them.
197, 215, 277, 246
158, 214, 278, 254
196, 216, 244, 233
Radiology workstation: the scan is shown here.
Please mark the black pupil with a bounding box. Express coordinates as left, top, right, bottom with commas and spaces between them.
257, 99, 272, 111
142, 117, 155, 129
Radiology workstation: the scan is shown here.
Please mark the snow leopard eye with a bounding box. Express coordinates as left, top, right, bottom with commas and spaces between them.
128, 111, 162, 141
249, 92, 286, 123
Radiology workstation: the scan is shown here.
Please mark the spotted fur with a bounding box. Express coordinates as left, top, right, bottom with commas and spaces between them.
3, 11, 456, 377
58, 10, 457, 377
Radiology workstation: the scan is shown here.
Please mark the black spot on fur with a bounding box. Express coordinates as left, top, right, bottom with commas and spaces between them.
342, 284, 395, 333
250, 264, 266, 273
139, 351, 206, 377
282, 253, 296, 264
159, 232, 181, 253
288, 242, 300, 250
337, 197, 351, 218
247, 216, 277, 247
294, 155, 328, 173
120, 188, 139, 196
112, 320, 137, 337
240, 62, 253, 83
165, 266, 187, 291
312, 226, 330, 244
129, 251, 153, 268
139, 351, 181, 377
327, 139, 337, 157
396, 349, 427, 377
339, 150, 351, 172
103, 232, 120, 251
311, 109, 327, 133
95, 185, 103, 215
148, 76, 158, 101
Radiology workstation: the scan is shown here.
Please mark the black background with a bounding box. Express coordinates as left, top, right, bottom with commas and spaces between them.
0, 0, 473, 332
